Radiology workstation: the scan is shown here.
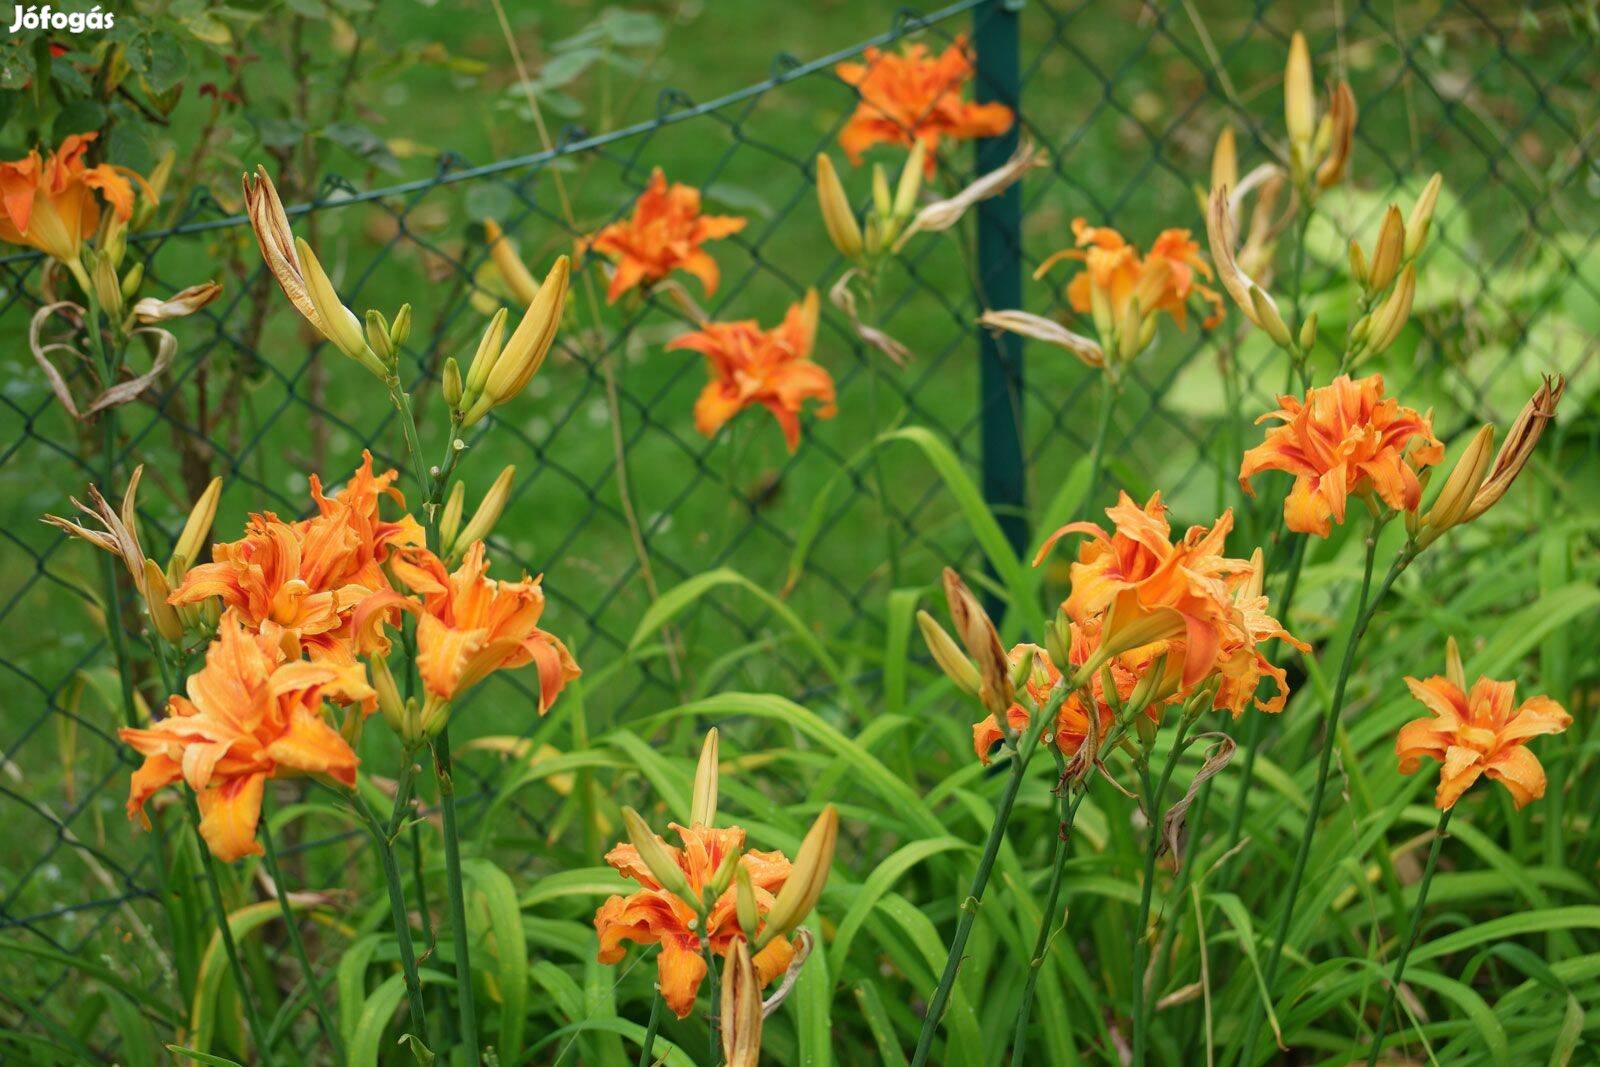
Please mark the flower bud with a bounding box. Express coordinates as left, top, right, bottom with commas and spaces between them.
390, 303, 412, 348
170, 476, 223, 580
453, 464, 516, 555
871, 164, 891, 219
1314, 81, 1356, 190
815, 154, 863, 260
120, 263, 145, 302
1134, 708, 1159, 750
466, 255, 569, 425
438, 481, 466, 555
894, 142, 926, 217
92, 253, 123, 317
484, 218, 541, 305
1250, 285, 1293, 348
1044, 608, 1071, 673
760, 805, 837, 945
1405, 173, 1443, 260
141, 559, 184, 643
1366, 264, 1416, 356
735, 864, 760, 940
1444, 636, 1466, 691
622, 807, 693, 899
720, 938, 763, 1067
1210, 125, 1237, 195
1366, 205, 1406, 298
916, 610, 982, 698
364, 308, 394, 366
1116, 295, 1144, 362
1284, 32, 1315, 155
369, 655, 408, 736
1297, 312, 1318, 353
691, 728, 720, 828
1418, 424, 1495, 544
463, 307, 509, 410
941, 568, 1012, 715
707, 840, 742, 899
1009, 646, 1037, 693
1348, 240, 1369, 288
295, 237, 388, 378
442, 357, 464, 409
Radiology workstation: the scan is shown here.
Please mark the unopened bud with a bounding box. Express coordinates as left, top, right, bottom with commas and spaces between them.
691, 728, 720, 828
941, 568, 1012, 715
622, 807, 692, 899
760, 804, 837, 945
453, 464, 516, 554
1297, 312, 1318, 352
1210, 125, 1237, 195
1366, 264, 1416, 356
1444, 636, 1465, 691
120, 263, 144, 302
1463, 374, 1564, 522
141, 559, 183, 642
735, 864, 760, 940
1009, 646, 1036, 692
1250, 285, 1293, 348
463, 307, 509, 410
871, 164, 891, 219
894, 142, 926, 217
1366, 205, 1406, 298
916, 610, 981, 698
170, 476, 223, 579
370, 655, 408, 736
1044, 608, 1071, 673
1348, 240, 1368, 288
815, 154, 863, 260
1284, 32, 1315, 153
295, 237, 386, 377
438, 481, 466, 555
390, 303, 412, 348
1405, 173, 1443, 260
365, 309, 394, 366
473, 255, 569, 419
484, 219, 541, 305
442, 357, 464, 409
1418, 424, 1495, 544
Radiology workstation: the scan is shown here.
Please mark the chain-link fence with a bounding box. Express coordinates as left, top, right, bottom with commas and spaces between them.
1, 0, 1595, 1047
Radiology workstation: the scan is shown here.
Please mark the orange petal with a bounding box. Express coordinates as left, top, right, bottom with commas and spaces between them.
197, 772, 267, 861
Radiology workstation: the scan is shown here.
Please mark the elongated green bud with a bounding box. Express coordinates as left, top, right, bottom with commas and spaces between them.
622, 807, 692, 899
691, 728, 720, 828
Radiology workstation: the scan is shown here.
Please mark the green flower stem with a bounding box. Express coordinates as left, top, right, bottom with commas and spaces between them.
1364, 807, 1452, 1067
701, 917, 719, 1064
1234, 527, 1415, 1066
1131, 714, 1195, 1066
184, 792, 274, 1064
349, 788, 429, 1040
384, 374, 432, 518
1084, 374, 1118, 511
1010, 748, 1088, 1066
431, 731, 479, 1056
260, 799, 344, 1062
911, 683, 1071, 1067
636, 992, 663, 1067
860, 276, 903, 588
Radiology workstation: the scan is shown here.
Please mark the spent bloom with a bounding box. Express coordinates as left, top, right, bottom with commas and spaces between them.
119, 617, 369, 860
835, 36, 1013, 171
0, 132, 146, 268
581, 168, 746, 303
1240, 373, 1443, 537
1397, 657, 1570, 811
595, 822, 797, 1019
668, 289, 837, 452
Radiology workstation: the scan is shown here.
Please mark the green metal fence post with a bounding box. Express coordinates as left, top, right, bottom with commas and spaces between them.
973, 0, 1028, 600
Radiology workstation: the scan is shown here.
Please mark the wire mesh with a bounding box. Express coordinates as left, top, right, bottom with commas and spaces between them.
0, 0, 1594, 1052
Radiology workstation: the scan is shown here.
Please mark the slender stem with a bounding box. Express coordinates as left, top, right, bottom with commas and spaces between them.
701, 928, 719, 1064
636, 993, 663, 1067
1235, 528, 1414, 1065
910, 686, 1065, 1067
860, 277, 903, 588
1364, 808, 1452, 1067
432, 731, 479, 1055
184, 794, 274, 1063
1011, 751, 1087, 1066
1131, 715, 1194, 1066
385, 375, 432, 507
260, 799, 344, 1062
349, 789, 429, 1038
1084, 375, 1118, 510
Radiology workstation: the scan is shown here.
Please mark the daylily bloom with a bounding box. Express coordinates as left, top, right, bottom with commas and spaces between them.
594, 822, 797, 1018
581, 168, 746, 303
171, 453, 422, 662
1035, 492, 1255, 689
1035, 219, 1225, 348
835, 36, 1014, 172
1206, 557, 1308, 717
1239, 374, 1444, 537
668, 289, 837, 452
0, 132, 147, 266
362, 541, 579, 719
119, 617, 369, 861
1397, 671, 1570, 811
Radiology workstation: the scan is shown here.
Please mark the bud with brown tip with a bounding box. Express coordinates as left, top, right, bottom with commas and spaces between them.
720, 939, 763, 1067
941, 568, 1012, 715
1463, 375, 1564, 523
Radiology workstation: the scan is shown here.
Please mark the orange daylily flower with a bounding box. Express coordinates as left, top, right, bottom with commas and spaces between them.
1397, 673, 1570, 811
1035, 492, 1254, 690
582, 168, 746, 303
363, 541, 579, 713
835, 36, 1014, 172
668, 290, 837, 452
0, 132, 148, 263
118, 617, 369, 861
1240, 374, 1444, 538
1036, 219, 1225, 333
172, 452, 422, 664
594, 822, 796, 1019
1207, 572, 1308, 718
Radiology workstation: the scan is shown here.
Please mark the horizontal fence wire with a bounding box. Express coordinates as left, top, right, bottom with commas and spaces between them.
0, 0, 1594, 1054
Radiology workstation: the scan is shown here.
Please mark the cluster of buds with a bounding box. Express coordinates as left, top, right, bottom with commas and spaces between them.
1346, 175, 1442, 364
1409, 375, 1565, 547
438, 464, 516, 564
78, 206, 222, 329
814, 144, 925, 265
447, 254, 570, 428
1283, 31, 1357, 195
44, 469, 223, 644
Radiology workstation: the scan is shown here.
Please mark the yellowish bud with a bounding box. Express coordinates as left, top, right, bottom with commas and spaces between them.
92, 253, 123, 317
1444, 637, 1466, 691
916, 610, 981, 698
760, 805, 837, 945
170, 476, 223, 579
453, 464, 516, 554
1044, 608, 1071, 674
463, 307, 509, 409
141, 559, 183, 643
442, 357, 464, 410
707, 840, 742, 899
484, 218, 541, 305
370, 655, 408, 736
622, 807, 693, 899
691, 728, 720, 828
815, 154, 863, 260
390, 303, 412, 348
1298, 312, 1318, 352
471, 255, 569, 421
1210, 125, 1238, 195
294, 238, 387, 377
1348, 239, 1369, 288
120, 262, 144, 302
1367, 264, 1416, 355
438, 481, 466, 555
1405, 173, 1443, 260
1117, 295, 1144, 362
942, 568, 1012, 715
1315, 81, 1357, 190
364, 308, 394, 365
1284, 32, 1316, 152
1250, 285, 1293, 348
871, 164, 891, 219
1009, 646, 1037, 693
1366, 205, 1406, 298
1418, 424, 1495, 543
894, 142, 926, 217
735, 864, 760, 940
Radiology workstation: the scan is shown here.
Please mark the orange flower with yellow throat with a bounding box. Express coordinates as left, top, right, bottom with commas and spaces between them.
1397, 654, 1570, 811
1240, 373, 1444, 537
171, 453, 422, 662
1037, 219, 1225, 340
1035, 492, 1258, 691
360, 541, 579, 726
595, 823, 797, 1019
582, 168, 746, 303
669, 289, 836, 452
0, 132, 148, 265
118, 617, 370, 861
835, 36, 1013, 171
